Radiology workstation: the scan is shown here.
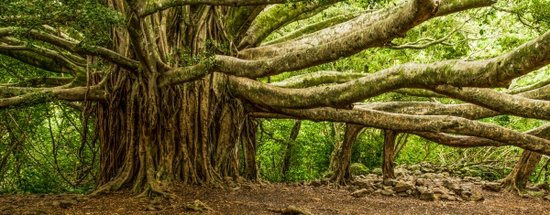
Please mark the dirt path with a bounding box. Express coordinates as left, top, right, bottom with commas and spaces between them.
1, 184, 549, 215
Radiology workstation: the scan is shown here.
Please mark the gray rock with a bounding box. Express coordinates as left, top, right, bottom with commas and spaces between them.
352, 179, 374, 189
383, 178, 397, 186
351, 189, 370, 198
433, 187, 449, 195
482, 182, 502, 192
381, 188, 395, 196
415, 178, 425, 186
394, 181, 414, 193
441, 194, 456, 201
420, 191, 435, 201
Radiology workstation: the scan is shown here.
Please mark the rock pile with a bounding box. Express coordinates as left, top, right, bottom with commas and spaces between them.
347, 162, 511, 201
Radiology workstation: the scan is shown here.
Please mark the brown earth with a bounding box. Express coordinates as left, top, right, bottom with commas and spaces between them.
1, 183, 549, 215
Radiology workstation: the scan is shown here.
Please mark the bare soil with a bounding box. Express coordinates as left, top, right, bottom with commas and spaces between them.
1, 183, 549, 215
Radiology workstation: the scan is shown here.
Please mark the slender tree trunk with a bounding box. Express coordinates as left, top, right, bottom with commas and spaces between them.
502, 150, 542, 192
282, 120, 301, 180
329, 123, 363, 184
383, 130, 396, 179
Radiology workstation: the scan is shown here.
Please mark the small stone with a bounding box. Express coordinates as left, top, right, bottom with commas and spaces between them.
398, 192, 409, 197
544, 195, 550, 201
420, 191, 435, 201
433, 187, 449, 195
381, 188, 395, 196
394, 181, 414, 193
352, 179, 374, 189
483, 182, 502, 192
415, 178, 425, 186
351, 189, 370, 198
441, 194, 456, 201
383, 178, 397, 186
413, 170, 422, 175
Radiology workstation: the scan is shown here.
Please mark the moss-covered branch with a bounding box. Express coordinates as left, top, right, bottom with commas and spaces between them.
237, 0, 340, 49
0, 86, 107, 109
431, 85, 550, 120
139, 0, 309, 17
228, 30, 550, 108
277, 107, 550, 155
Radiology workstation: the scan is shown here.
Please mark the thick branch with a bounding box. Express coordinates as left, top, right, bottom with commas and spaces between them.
432, 85, 550, 120
263, 12, 360, 46
0, 27, 139, 70
270, 71, 364, 88
0, 86, 107, 109
414, 124, 550, 148
218, 0, 438, 77
278, 107, 550, 155
229, 30, 550, 108
238, 0, 339, 49
139, 0, 308, 17
159, 63, 212, 87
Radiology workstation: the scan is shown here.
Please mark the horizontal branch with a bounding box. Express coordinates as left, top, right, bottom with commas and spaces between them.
0, 27, 139, 70
229, 30, 550, 108
431, 84, 550, 120
238, 0, 340, 49
159, 63, 212, 87
270, 71, 364, 88
0, 86, 107, 109
413, 124, 550, 148
356, 84, 550, 119
139, 0, 308, 17
217, 0, 439, 77
277, 107, 550, 155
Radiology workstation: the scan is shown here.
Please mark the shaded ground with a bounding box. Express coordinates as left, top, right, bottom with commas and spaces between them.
1, 183, 549, 215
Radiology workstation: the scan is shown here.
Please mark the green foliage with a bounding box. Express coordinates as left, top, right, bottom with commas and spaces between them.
350, 163, 369, 176
0, 104, 97, 194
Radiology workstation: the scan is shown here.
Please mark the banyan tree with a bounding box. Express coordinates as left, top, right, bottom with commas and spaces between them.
0, 0, 549, 195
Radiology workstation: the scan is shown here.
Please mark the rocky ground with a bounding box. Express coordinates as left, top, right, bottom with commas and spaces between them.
334, 162, 550, 202
1, 163, 549, 214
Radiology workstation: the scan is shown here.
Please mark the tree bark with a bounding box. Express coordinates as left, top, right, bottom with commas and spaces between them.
383, 130, 397, 179
502, 150, 542, 192
282, 120, 301, 179
329, 123, 363, 184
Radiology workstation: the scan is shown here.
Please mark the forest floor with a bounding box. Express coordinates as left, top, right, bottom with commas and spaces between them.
1, 182, 549, 215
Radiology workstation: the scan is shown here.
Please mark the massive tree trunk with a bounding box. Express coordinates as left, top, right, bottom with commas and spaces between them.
501, 150, 542, 192
92, 3, 258, 195
329, 123, 363, 184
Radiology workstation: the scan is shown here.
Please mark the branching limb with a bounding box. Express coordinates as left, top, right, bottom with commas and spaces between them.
0, 27, 139, 70
277, 107, 550, 155
413, 124, 550, 148
262, 12, 361, 46
0, 86, 107, 109
237, 0, 340, 49
139, 0, 309, 17
431, 85, 550, 120
237, 0, 494, 61
388, 18, 469, 49
228, 31, 550, 107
